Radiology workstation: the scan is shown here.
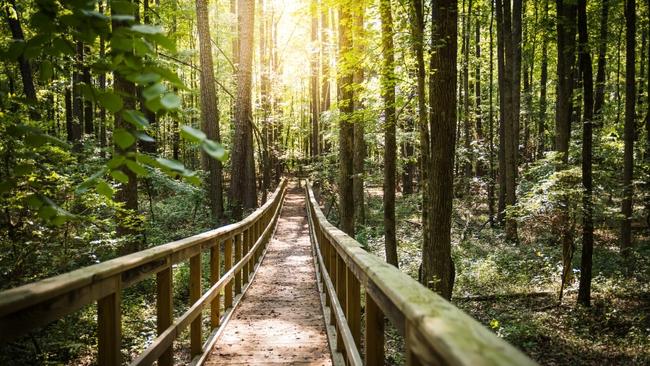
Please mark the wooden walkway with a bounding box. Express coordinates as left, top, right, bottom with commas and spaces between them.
204, 186, 332, 365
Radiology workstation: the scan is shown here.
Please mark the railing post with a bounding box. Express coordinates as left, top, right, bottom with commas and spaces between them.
98, 283, 121, 366
189, 254, 202, 357
243, 228, 251, 283
235, 232, 242, 295
157, 267, 173, 366
336, 254, 346, 353
210, 241, 221, 329
346, 267, 361, 348
224, 237, 233, 309
365, 293, 384, 365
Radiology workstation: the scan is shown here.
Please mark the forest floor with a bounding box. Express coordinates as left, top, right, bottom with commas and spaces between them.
352, 185, 650, 366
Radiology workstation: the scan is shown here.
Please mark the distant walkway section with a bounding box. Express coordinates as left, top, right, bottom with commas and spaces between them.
204, 185, 332, 365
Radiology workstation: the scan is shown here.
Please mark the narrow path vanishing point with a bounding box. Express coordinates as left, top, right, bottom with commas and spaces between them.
204, 184, 333, 365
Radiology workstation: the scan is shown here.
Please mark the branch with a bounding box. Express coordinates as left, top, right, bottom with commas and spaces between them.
158, 53, 235, 99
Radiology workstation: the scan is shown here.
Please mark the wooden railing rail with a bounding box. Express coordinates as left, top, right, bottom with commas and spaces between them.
305, 182, 537, 366
0, 179, 287, 366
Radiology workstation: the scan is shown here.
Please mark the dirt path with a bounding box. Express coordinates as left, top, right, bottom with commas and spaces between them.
204, 184, 332, 365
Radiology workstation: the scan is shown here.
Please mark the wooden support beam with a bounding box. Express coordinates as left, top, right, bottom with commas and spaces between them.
156, 267, 173, 366
235, 233, 242, 295
210, 242, 221, 329
346, 267, 361, 347
243, 229, 250, 284
189, 254, 202, 357
365, 293, 384, 365
224, 237, 233, 309
97, 283, 121, 366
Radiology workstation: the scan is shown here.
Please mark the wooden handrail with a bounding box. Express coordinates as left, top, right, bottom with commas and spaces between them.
0, 179, 288, 366
305, 182, 537, 366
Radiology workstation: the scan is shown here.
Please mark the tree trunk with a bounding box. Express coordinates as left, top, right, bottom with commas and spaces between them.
537, 0, 549, 159
230, 0, 257, 219
112, 1, 140, 253
4, 0, 37, 110
620, 0, 635, 255
338, 3, 355, 236
409, 0, 430, 271
488, 0, 495, 225
496, 0, 506, 223
577, 0, 594, 307
423, 0, 457, 300
462, 0, 472, 179
196, 0, 224, 221
311, 0, 320, 157
475, 13, 483, 177
353, 2, 366, 228
594, 0, 609, 121
380, 0, 397, 267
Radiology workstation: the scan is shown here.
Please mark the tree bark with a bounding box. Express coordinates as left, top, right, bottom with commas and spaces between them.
537, 0, 549, 159
196, 0, 224, 220
380, 0, 397, 267
423, 0, 457, 300
310, 0, 320, 157
4, 0, 37, 108
620, 0, 635, 255
230, 0, 257, 219
353, 2, 366, 228
338, 2, 355, 236
577, 0, 594, 307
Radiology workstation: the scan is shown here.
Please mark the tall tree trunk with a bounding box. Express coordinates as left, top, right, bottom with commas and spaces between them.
620, 0, 636, 255
72, 41, 84, 146
4, 0, 37, 110
82, 44, 93, 136
645, 0, 650, 227
537, 0, 549, 159
338, 3, 355, 236
577, 0, 594, 307
496, 0, 506, 223
196, 0, 224, 221
488, 0, 495, 225
475, 13, 483, 177
321, 7, 331, 115
98, 0, 107, 157
462, 0, 473, 179
353, 2, 366, 228
594, 0, 609, 121
380, 0, 397, 267
112, 1, 140, 254
556, 0, 577, 301
423, 0, 457, 300
230, 0, 257, 219
409, 0, 430, 272
260, 0, 272, 195
310, 0, 320, 157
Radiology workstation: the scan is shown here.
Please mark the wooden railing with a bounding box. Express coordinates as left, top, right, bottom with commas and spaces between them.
0, 179, 287, 366
305, 182, 537, 366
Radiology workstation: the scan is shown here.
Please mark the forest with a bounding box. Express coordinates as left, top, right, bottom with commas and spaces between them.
0, 0, 649, 364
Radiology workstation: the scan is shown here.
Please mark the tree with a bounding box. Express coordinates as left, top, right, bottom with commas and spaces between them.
620, 0, 636, 256
380, 0, 398, 267
196, 0, 224, 220
537, 0, 549, 159
577, 0, 595, 307
423, 0, 457, 300
353, 1, 366, 228
230, 0, 257, 219
337, 1, 355, 236
310, 0, 320, 158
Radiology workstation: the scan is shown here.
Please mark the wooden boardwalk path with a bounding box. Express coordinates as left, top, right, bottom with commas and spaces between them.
204, 185, 333, 365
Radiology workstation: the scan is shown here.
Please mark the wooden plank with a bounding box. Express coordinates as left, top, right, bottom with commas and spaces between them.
336, 255, 346, 354
224, 237, 233, 309
234, 233, 242, 295
346, 267, 361, 348
190, 254, 202, 357
365, 293, 384, 365
243, 229, 250, 284
157, 267, 173, 366
97, 283, 121, 366
210, 243, 221, 329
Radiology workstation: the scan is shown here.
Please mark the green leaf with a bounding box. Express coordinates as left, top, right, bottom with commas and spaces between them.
126, 160, 148, 177
144, 97, 163, 113
107, 156, 126, 169
180, 125, 206, 143
202, 140, 227, 161
111, 170, 129, 184
160, 93, 181, 110
96, 180, 114, 198
39, 60, 53, 81
113, 128, 136, 149
98, 92, 123, 113
26, 195, 43, 209
134, 131, 155, 142
122, 110, 150, 130
132, 72, 161, 84
0, 180, 13, 194
142, 82, 166, 101
131, 24, 164, 35
14, 164, 34, 176
156, 157, 185, 172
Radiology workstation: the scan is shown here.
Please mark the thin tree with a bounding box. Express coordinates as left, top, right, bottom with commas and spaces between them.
380, 0, 398, 267
353, 1, 366, 228
196, 0, 224, 220
230, 0, 257, 219
310, 0, 320, 158
424, 0, 457, 300
577, 0, 595, 307
537, 0, 549, 159
620, 0, 636, 256
337, 1, 355, 236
